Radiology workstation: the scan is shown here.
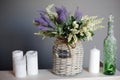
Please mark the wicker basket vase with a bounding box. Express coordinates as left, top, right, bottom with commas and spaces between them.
52, 38, 84, 76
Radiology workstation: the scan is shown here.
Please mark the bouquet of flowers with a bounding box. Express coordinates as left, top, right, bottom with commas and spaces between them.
33, 4, 104, 45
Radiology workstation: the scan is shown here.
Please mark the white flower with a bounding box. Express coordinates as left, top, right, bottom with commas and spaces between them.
81, 15, 89, 20
86, 32, 92, 40
80, 32, 84, 36
83, 27, 88, 32
70, 29, 79, 34
46, 4, 57, 17
72, 21, 79, 28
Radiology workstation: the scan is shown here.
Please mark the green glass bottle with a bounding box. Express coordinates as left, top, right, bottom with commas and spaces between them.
103, 15, 117, 75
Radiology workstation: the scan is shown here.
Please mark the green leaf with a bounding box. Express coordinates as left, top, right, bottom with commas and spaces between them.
68, 33, 73, 43
90, 31, 94, 36
73, 35, 78, 43
71, 16, 75, 21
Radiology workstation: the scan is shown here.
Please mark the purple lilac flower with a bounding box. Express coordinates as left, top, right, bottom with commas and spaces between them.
34, 17, 48, 26
38, 25, 50, 30
37, 9, 47, 15
34, 17, 50, 30
55, 6, 68, 23
40, 13, 56, 28
74, 7, 82, 21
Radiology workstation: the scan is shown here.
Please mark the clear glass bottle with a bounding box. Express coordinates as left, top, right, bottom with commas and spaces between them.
103, 15, 117, 75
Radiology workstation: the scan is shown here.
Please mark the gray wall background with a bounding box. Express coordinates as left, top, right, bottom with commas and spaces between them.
0, 0, 120, 70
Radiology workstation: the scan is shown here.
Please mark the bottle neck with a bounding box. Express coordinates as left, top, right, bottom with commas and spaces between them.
107, 21, 114, 36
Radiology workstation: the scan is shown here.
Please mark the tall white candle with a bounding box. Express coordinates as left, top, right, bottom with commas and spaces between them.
26, 51, 38, 76
14, 56, 27, 78
89, 47, 100, 73
12, 50, 23, 73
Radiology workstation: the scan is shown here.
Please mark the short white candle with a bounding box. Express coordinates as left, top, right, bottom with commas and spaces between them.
12, 50, 23, 74
26, 51, 38, 76
14, 56, 27, 78
89, 47, 100, 73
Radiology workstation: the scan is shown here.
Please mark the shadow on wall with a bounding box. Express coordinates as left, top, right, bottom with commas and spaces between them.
0, 27, 28, 70
0, 26, 53, 70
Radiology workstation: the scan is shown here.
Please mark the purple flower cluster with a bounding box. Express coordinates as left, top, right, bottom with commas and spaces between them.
55, 6, 68, 23
74, 7, 82, 21
34, 5, 82, 31
55, 6, 82, 23
34, 10, 56, 30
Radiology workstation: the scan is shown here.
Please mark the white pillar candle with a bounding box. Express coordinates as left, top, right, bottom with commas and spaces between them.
26, 51, 38, 76
89, 47, 100, 73
12, 50, 23, 73
14, 56, 27, 78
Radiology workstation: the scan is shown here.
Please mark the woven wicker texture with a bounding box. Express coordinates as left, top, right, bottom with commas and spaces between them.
52, 38, 84, 76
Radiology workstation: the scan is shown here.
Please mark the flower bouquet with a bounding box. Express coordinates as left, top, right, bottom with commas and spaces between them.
33, 4, 104, 76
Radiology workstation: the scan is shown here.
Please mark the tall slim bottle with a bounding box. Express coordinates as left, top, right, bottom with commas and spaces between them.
103, 15, 117, 75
